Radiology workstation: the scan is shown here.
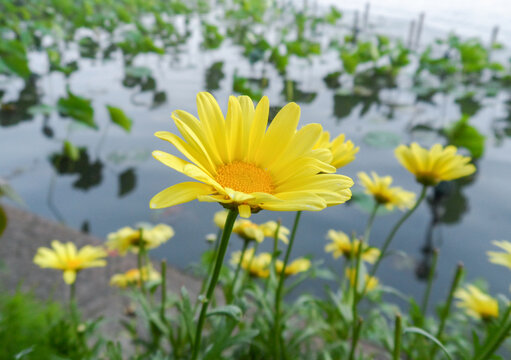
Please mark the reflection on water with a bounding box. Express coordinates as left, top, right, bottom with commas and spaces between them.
1, 0, 511, 304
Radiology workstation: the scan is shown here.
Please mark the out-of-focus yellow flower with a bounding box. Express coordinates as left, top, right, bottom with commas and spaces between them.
487, 241, 511, 270
230, 248, 272, 278
106, 224, 174, 255
110, 266, 161, 288
345, 268, 379, 293
395, 143, 476, 186
276, 258, 311, 276
259, 221, 290, 244
314, 131, 359, 169
455, 285, 498, 320
150, 92, 353, 218
33, 240, 107, 284
325, 230, 380, 263
358, 171, 416, 210
214, 210, 289, 244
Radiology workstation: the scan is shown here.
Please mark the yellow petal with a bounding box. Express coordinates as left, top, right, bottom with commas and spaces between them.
150, 182, 214, 209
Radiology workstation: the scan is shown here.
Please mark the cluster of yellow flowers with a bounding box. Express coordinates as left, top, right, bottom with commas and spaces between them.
32, 223, 174, 286
214, 210, 290, 244
229, 248, 311, 278
34, 92, 487, 328
452, 240, 511, 320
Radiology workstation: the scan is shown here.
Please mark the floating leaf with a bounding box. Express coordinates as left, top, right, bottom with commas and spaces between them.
118, 168, 136, 197
363, 131, 401, 149
107, 105, 132, 132
57, 90, 97, 129
444, 116, 485, 158
0, 39, 30, 78
63, 140, 80, 161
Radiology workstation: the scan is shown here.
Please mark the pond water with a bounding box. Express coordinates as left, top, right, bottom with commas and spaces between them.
1, 0, 511, 307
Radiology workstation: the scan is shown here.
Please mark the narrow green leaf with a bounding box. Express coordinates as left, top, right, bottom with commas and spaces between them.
206, 305, 242, 322
107, 105, 132, 132
403, 327, 453, 360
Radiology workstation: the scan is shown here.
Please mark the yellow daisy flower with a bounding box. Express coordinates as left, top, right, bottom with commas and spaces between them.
487, 240, 511, 270
455, 285, 499, 320
314, 131, 359, 169
345, 268, 379, 292
357, 171, 416, 210
110, 266, 161, 288
150, 92, 353, 218
276, 258, 311, 276
395, 143, 476, 186
325, 230, 380, 263
106, 223, 174, 255
230, 248, 272, 278
33, 240, 107, 284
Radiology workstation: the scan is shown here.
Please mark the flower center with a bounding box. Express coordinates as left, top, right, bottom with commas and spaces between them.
216, 161, 274, 194
66, 258, 82, 270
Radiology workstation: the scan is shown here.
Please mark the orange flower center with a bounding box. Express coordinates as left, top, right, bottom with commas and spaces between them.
66, 258, 82, 270
216, 161, 274, 194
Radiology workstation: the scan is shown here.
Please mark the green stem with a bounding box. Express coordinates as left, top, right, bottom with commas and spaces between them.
195, 229, 222, 313
436, 263, 464, 340
160, 260, 167, 321
231, 239, 249, 298
137, 228, 147, 296
348, 317, 363, 360
474, 316, 511, 360
191, 208, 238, 360
265, 220, 282, 295
274, 211, 302, 360
363, 203, 379, 244
421, 248, 439, 315
393, 314, 402, 360
369, 185, 428, 280
353, 203, 379, 312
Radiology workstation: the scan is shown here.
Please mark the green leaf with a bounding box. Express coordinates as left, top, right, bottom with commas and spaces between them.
444, 116, 485, 158
206, 305, 242, 322
57, 90, 97, 129
0, 180, 24, 205
0, 40, 30, 78
63, 141, 80, 161
403, 327, 453, 360
0, 205, 6, 237
363, 131, 402, 149
107, 105, 132, 132
118, 168, 136, 197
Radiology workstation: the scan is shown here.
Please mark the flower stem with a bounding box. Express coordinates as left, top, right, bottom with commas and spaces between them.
231, 239, 249, 298
392, 314, 402, 360
369, 185, 428, 280
348, 317, 363, 360
436, 263, 464, 341
191, 208, 238, 360
137, 228, 147, 295
160, 260, 167, 321
273, 211, 302, 360
421, 248, 439, 315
